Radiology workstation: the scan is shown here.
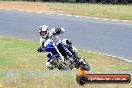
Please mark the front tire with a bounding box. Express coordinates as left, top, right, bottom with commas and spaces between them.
79, 61, 90, 71
82, 64, 90, 71
47, 67, 54, 70
58, 64, 68, 70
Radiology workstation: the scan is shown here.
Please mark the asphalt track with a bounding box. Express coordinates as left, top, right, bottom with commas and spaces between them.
0, 9, 132, 61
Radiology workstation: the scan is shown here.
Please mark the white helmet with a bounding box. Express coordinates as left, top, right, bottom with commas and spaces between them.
39, 25, 49, 38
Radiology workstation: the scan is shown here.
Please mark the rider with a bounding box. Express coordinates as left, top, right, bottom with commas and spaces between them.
37, 25, 70, 68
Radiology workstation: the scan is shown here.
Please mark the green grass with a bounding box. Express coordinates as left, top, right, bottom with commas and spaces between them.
46, 2, 132, 20
0, 37, 45, 70
0, 36, 132, 88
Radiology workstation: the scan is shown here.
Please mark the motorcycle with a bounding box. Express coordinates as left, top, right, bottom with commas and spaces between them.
44, 38, 90, 71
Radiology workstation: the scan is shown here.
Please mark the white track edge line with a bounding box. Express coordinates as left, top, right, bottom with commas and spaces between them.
82, 49, 132, 63
0, 8, 132, 23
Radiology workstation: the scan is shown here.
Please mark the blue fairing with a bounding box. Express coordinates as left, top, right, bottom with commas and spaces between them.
44, 42, 58, 55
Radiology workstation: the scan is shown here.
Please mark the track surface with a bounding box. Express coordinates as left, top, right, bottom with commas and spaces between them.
0, 9, 132, 61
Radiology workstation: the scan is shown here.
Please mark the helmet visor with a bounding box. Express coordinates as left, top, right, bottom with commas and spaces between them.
40, 31, 47, 36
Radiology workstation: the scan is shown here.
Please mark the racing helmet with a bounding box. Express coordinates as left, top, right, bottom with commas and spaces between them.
39, 25, 49, 38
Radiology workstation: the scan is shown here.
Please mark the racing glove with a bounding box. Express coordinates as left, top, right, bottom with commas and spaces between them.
37, 47, 45, 52
55, 28, 61, 34
55, 28, 65, 35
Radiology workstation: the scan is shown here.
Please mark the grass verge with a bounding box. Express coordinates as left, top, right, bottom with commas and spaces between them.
0, 36, 132, 88
0, 1, 132, 20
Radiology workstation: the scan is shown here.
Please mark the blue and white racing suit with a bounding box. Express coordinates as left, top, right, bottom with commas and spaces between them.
40, 28, 69, 63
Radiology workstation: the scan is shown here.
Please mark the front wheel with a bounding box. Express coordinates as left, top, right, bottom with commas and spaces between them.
47, 67, 54, 70
58, 64, 68, 70
81, 62, 90, 71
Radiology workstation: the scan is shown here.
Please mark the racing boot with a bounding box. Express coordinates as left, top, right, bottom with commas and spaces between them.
46, 61, 54, 70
